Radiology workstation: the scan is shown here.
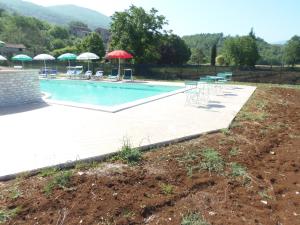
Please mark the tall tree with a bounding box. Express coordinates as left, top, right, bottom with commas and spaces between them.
210, 43, 217, 66
284, 35, 300, 67
190, 48, 206, 65
79, 32, 105, 59
222, 36, 260, 67
158, 34, 191, 65
110, 5, 167, 63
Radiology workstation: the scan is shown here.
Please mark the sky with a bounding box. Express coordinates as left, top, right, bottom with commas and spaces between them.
25, 0, 299, 43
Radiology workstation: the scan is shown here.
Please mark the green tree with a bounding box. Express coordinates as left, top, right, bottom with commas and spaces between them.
52, 46, 78, 58
210, 43, 217, 66
222, 36, 259, 67
158, 34, 191, 64
284, 36, 300, 67
49, 25, 69, 39
110, 5, 167, 63
79, 32, 105, 59
189, 48, 206, 65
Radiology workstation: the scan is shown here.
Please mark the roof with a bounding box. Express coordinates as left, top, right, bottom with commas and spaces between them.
4, 43, 26, 49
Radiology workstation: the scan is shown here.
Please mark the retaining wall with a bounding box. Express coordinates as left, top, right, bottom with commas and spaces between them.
0, 70, 42, 107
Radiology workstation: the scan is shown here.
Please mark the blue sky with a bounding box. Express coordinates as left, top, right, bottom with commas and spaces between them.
26, 0, 299, 43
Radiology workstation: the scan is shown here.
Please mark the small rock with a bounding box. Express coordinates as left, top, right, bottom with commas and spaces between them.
209, 211, 216, 216
113, 192, 118, 196
270, 151, 275, 155
168, 218, 172, 221
92, 183, 95, 186
79, 219, 83, 223
296, 191, 299, 195
77, 172, 84, 176
293, 212, 299, 216
261, 200, 268, 205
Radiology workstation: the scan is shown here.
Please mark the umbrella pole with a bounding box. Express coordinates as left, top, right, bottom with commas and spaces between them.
22, 61, 24, 68
88, 60, 90, 71
119, 58, 121, 79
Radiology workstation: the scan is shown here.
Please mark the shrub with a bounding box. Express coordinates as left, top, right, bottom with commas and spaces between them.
0, 207, 21, 224
117, 139, 142, 165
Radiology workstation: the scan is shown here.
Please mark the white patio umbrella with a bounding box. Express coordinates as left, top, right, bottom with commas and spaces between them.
33, 54, 55, 70
77, 52, 99, 71
0, 55, 7, 61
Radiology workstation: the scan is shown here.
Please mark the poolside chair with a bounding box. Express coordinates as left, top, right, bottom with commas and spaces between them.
108, 68, 119, 81
39, 68, 49, 79
74, 66, 83, 79
49, 69, 57, 79
94, 70, 104, 80
123, 69, 133, 81
84, 70, 92, 79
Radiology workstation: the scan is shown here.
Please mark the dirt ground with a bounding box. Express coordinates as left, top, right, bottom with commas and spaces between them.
1, 85, 300, 225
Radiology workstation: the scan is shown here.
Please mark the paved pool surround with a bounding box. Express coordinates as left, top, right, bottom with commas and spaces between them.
0, 69, 41, 107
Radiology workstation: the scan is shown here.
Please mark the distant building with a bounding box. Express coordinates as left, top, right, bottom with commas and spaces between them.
69, 26, 92, 38
95, 27, 110, 46
1, 43, 26, 56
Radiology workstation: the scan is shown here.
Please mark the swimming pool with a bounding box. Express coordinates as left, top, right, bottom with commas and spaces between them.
40, 80, 183, 110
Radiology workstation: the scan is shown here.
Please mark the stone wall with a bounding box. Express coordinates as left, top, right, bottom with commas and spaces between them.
0, 70, 42, 107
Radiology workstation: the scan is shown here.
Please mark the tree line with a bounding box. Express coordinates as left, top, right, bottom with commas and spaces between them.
0, 6, 299, 67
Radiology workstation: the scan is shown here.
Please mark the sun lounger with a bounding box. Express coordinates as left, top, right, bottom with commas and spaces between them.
94, 70, 104, 80
84, 70, 92, 79
108, 68, 119, 81
123, 69, 133, 81
49, 69, 57, 79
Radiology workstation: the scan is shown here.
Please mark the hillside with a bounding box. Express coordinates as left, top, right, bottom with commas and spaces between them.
183, 33, 284, 65
0, 0, 110, 29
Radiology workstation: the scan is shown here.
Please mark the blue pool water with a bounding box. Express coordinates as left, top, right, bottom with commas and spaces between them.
40, 80, 181, 106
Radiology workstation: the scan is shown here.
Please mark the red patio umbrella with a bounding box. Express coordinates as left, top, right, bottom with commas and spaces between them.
106, 50, 133, 76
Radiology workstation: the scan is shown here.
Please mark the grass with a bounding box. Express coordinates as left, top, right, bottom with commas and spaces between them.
113, 139, 142, 165
200, 148, 224, 174
237, 111, 268, 122
181, 212, 210, 225
44, 171, 73, 195
160, 183, 174, 195
39, 167, 59, 177
0, 207, 21, 224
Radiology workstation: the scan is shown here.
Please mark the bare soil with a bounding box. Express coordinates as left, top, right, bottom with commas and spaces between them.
1, 85, 300, 225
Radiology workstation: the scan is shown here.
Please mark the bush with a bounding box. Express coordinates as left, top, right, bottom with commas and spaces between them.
117, 139, 142, 165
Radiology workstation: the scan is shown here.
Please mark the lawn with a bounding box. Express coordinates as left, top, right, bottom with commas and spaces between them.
0, 83, 299, 225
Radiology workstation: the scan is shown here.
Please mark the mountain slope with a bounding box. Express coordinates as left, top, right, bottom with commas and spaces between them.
48, 5, 111, 29
0, 0, 110, 29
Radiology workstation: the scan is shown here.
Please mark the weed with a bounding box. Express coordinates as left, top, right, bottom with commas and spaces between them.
220, 128, 230, 136
39, 167, 58, 177
9, 187, 22, 200
187, 166, 193, 177
114, 139, 142, 165
0, 207, 21, 224
44, 171, 72, 195
256, 100, 268, 110
160, 183, 174, 195
229, 147, 239, 157
122, 208, 135, 218
181, 212, 210, 225
259, 190, 273, 200
230, 163, 251, 184
200, 149, 224, 174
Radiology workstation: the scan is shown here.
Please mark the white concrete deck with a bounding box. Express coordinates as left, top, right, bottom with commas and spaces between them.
0, 83, 256, 179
